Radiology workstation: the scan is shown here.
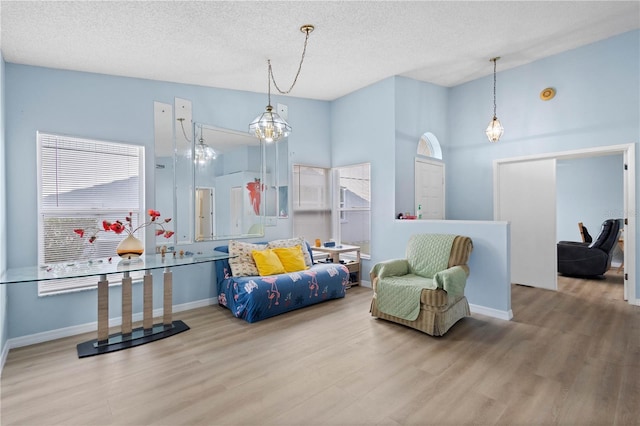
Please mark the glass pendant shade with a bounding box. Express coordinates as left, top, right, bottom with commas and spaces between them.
249, 105, 291, 143
485, 116, 504, 143
195, 140, 216, 165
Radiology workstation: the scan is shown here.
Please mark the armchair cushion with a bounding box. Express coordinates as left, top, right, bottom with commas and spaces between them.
407, 234, 457, 278
376, 274, 436, 321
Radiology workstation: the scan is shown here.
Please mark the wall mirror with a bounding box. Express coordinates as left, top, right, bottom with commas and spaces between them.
154, 98, 289, 244
192, 123, 288, 241
192, 123, 262, 241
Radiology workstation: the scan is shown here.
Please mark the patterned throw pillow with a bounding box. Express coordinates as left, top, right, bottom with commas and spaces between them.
228, 240, 266, 277
267, 237, 313, 267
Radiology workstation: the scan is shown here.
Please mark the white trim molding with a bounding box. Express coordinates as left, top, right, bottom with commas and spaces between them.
493, 143, 636, 307
470, 303, 513, 321
1, 341, 9, 375
5, 298, 217, 351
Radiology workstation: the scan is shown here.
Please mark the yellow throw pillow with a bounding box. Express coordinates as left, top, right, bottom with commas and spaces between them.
252, 249, 286, 276
273, 245, 309, 273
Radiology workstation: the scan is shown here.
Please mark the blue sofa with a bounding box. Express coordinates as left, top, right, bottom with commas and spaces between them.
214, 243, 351, 322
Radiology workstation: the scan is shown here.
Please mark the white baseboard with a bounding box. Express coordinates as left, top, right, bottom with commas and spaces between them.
469, 303, 513, 320
6, 298, 217, 350
1, 340, 9, 375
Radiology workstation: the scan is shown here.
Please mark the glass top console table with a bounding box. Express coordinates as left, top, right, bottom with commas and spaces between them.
0, 252, 231, 358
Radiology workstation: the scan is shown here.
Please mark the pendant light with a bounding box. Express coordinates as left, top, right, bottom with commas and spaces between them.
249, 25, 314, 143
179, 119, 217, 165
195, 134, 216, 165
485, 57, 504, 143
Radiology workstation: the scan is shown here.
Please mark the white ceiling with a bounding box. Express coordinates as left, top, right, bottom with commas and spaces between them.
1, 1, 639, 101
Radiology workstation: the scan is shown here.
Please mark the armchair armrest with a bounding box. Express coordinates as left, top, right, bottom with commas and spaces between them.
370, 259, 409, 281
433, 265, 468, 298
557, 243, 608, 276
557, 243, 606, 260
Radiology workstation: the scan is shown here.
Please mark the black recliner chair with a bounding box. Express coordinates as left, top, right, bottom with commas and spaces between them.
557, 219, 622, 277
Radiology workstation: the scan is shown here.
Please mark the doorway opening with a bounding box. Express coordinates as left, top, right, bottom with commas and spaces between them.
494, 143, 636, 305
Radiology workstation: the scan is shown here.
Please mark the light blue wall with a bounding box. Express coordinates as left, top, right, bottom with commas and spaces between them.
3, 29, 638, 341
1, 53, 8, 362
331, 78, 511, 315
4, 64, 330, 338
331, 77, 397, 276
557, 155, 624, 242
394, 77, 449, 216
447, 31, 639, 220
447, 30, 639, 296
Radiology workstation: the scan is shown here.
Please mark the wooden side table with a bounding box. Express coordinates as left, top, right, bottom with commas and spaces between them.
312, 244, 361, 286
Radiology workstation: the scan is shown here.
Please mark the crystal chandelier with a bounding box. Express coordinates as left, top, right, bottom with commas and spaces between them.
195, 134, 216, 165
249, 25, 314, 143
178, 118, 217, 165
485, 57, 504, 143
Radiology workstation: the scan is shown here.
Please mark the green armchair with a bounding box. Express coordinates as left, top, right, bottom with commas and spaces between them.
370, 234, 473, 336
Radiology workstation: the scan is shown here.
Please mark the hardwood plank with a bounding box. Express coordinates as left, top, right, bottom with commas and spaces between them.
1, 272, 638, 425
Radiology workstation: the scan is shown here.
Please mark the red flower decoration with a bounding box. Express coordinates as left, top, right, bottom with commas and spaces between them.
110, 221, 125, 234
74, 209, 173, 244
148, 209, 161, 221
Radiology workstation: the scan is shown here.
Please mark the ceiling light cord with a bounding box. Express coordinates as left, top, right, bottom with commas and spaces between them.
268, 26, 312, 97
177, 118, 192, 143
249, 24, 314, 143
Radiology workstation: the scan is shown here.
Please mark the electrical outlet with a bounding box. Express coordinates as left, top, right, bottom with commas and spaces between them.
277, 103, 288, 120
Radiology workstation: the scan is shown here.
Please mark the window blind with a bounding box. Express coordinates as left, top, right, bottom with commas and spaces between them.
292, 165, 331, 243
37, 133, 144, 295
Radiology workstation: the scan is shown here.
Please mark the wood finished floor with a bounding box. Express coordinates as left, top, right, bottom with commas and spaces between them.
1, 271, 638, 426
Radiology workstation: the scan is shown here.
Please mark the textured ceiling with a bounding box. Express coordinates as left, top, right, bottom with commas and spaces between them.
1, 1, 639, 101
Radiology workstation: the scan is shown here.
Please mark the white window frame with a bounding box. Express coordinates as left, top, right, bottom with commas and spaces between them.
292, 163, 371, 259
334, 163, 371, 259
292, 164, 332, 244
37, 132, 145, 296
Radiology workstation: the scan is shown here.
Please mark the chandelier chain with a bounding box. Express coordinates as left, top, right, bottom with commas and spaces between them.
177, 118, 192, 143
268, 27, 312, 97
492, 58, 497, 118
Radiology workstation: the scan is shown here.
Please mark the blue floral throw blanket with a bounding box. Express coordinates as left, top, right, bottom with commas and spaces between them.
216, 261, 350, 323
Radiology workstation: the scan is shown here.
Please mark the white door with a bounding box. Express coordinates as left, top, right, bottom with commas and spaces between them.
230, 186, 242, 235
496, 159, 557, 290
415, 159, 445, 220
195, 187, 215, 241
